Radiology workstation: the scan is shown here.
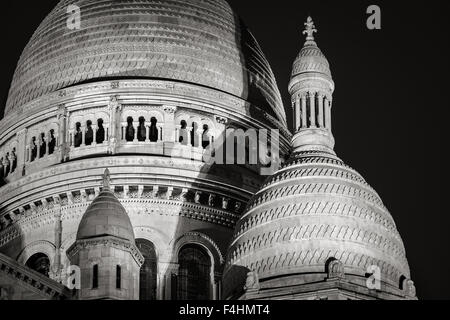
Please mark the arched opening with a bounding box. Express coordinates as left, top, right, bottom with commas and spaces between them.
39, 133, 47, 158
31, 137, 37, 161
74, 123, 82, 148
96, 119, 105, 144
149, 117, 158, 142
177, 244, 211, 300
126, 117, 135, 142
306, 95, 312, 128
48, 130, 56, 154
116, 265, 122, 290
85, 120, 94, 146
136, 239, 158, 300
202, 124, 210, 149
25, 253, 50, 277
179, 120, 188, 145
10, 148, 17, 173
191, 122, 198, 147
92, 264, 99, 289
399, 275, 407, 290
137, 117, 146, 142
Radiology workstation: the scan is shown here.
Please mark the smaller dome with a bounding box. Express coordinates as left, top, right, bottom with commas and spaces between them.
77, 190, 135, 243
291, 17, 332, 79
291, 42, 332, 78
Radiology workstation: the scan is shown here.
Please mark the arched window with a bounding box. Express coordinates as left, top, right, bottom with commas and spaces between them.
31, 137, 37, 161
149, 117, 158, 142
26, 253, 50, 277
92, 264, 99, 289
202, 124, 210, 149
85, 120, 94, 146
137, 117, 146, 142
179, 120, 188, 145
126, 117, 135, 142
136, 239, 158, 300
48, 130, 56, 155
39, 133, 47, 158
74, 123, 82, 148
177, 245, 211, 300
191, 123, 198, 147
116, 265, 122, 289
96, 119, 105, 144
10, 148, 17, 173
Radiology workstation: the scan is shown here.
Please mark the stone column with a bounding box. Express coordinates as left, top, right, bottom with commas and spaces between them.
214, 273, 222, 300
44, 133, 50, 157
175, 126, 181, 143
325, 98, 332, 131
166, 187, 174, 200
196, 130, 203, 148
108, 96, 121, 154
310, 92, 316, 128
301, 94, 307, 128
37, 137, 41, 159
295, 96, 301, 131
137, 185, 144, 198
92, 125, 97, 146
109, 97, 119, 139
52, 207, 63, 280
16, 129, 27, 174
133, 122, 139, 142
187, 128, 192, 146
69, 130, 75, 147
145, 124, 150, 143
57, 105, 67, 162
163, 106, 176, 144
318, 93, 324, 128
81, 127, 86, 147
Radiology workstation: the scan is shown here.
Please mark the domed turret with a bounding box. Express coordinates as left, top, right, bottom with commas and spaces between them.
223, 17, 416, 300
288, 17, 335, 153
77, 170, 135, 243
67, 169, 143, 300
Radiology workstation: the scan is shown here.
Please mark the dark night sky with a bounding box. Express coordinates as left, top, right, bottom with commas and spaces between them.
1, 0, 449, 300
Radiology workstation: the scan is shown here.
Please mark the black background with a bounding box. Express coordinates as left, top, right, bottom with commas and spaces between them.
0, 0, 448, 300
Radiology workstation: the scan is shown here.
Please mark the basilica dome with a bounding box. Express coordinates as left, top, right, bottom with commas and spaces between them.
6, 0, 286, 124
224, 150, 412, 297
77, 189, 135, 243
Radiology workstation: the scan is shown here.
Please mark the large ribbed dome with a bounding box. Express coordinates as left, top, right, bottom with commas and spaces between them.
224, 150, 411, 296
6, 0, 286, 124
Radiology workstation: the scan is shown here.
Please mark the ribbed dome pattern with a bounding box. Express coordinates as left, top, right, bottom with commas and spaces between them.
6, 0, 286, 124
291, 41, 332, 78
77, 190, 135, 242
225, 150, 411, 290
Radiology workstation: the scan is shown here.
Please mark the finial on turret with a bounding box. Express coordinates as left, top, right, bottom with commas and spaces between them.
303, 16, 317, 42
102, 168, 111, 190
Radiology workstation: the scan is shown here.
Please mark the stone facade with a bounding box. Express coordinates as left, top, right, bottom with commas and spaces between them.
0, 0, 290, 301
0, 2, 415, 301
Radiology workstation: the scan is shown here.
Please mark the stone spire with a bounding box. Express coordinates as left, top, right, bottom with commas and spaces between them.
289, 17, 335, 154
